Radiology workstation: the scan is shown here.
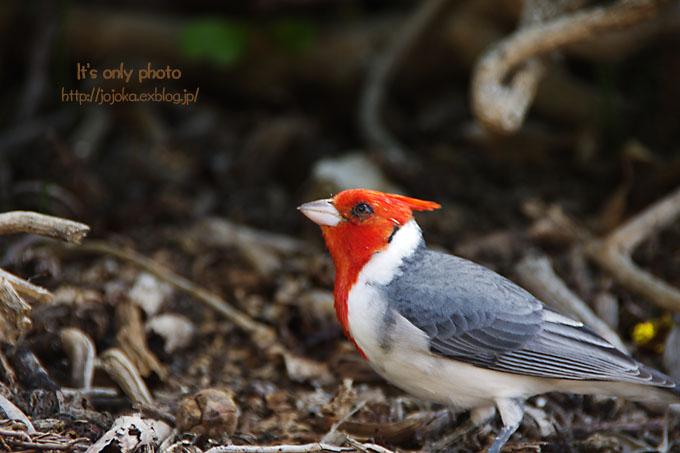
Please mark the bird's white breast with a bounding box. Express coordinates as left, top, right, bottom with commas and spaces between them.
346, 219, 422, 361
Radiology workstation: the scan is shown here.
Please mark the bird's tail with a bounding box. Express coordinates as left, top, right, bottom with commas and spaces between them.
556, 363, 680, 406
644, 365, 680, 404
610, 364, 680, 405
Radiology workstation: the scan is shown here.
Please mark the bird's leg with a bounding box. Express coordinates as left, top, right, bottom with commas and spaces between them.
429, 405, 495, 451
486, 398, 525, 453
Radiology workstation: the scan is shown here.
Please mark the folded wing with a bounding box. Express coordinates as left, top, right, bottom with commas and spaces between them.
385, 248, 676, 388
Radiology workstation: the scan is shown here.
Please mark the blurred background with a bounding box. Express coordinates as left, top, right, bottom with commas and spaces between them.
1, 0, 677, 239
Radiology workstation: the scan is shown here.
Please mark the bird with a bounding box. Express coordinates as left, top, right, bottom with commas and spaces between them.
298, 188, 680, 452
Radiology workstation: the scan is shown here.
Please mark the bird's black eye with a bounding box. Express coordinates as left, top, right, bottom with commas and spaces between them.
351, 201, 374, 217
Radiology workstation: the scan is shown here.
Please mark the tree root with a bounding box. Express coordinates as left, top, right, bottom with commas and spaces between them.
471, 0, 674, 134
527, 185, 680, 313
0, 211, 89, 243
585, 186, 680, 312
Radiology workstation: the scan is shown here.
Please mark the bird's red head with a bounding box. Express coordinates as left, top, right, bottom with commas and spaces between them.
298, 189, 440, 340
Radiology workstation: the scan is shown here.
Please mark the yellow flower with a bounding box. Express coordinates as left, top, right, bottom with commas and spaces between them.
632, 321, 656, 346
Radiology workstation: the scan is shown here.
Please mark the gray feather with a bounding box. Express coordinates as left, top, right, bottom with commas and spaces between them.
382, 242, 679, 392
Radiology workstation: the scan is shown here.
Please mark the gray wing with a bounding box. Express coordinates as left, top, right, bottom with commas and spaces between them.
385, 247, 669, 386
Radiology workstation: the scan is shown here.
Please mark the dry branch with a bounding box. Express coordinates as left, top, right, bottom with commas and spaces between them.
2, 436, 90, 451
0, 429, 32, 441
0, 267, 53, 303
528, 186, 680, 313
0, 211, 89, 243
586, 186, 680, 312
472, 0, 674, 133
598, 185, 680, 254
469, 0, 584, 135
345, 438, 395, 453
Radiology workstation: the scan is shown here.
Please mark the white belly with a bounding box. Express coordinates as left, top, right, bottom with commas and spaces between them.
346, 283, 552, 409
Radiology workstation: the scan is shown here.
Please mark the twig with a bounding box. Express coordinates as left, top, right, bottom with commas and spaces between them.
0, 428, 32, 440
359, 0, 450, 166
526, 188, 680, 314
205, 444, 353, 453
325, 400, 368, 440
70, 240, 277, 349
3, 437, 90, 451
0, 267, 53, 303
0, 211, 89, 244
60, 387, 120, 399
587, 247, 680, 312
345, 438, 395, 453
585, 186, 680, 312
515, 254, 627, 352
471, 0, 674, 133
598, 185, 680, 254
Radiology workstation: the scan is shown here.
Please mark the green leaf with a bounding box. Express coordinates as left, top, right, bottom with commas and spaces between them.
179, 18, 250, 67
270, 18, 317, 54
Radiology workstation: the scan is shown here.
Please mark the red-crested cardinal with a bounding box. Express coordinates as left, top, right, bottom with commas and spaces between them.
298, 189, 680, 452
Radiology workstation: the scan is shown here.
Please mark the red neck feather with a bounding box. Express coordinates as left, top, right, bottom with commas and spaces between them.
322, 221, 394, 341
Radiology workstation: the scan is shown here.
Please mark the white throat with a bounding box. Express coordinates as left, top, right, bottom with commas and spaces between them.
345, 218, 426, 375
357, 218, 423, 286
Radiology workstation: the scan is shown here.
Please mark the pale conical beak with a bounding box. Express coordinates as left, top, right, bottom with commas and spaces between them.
297, 198, 341, 226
